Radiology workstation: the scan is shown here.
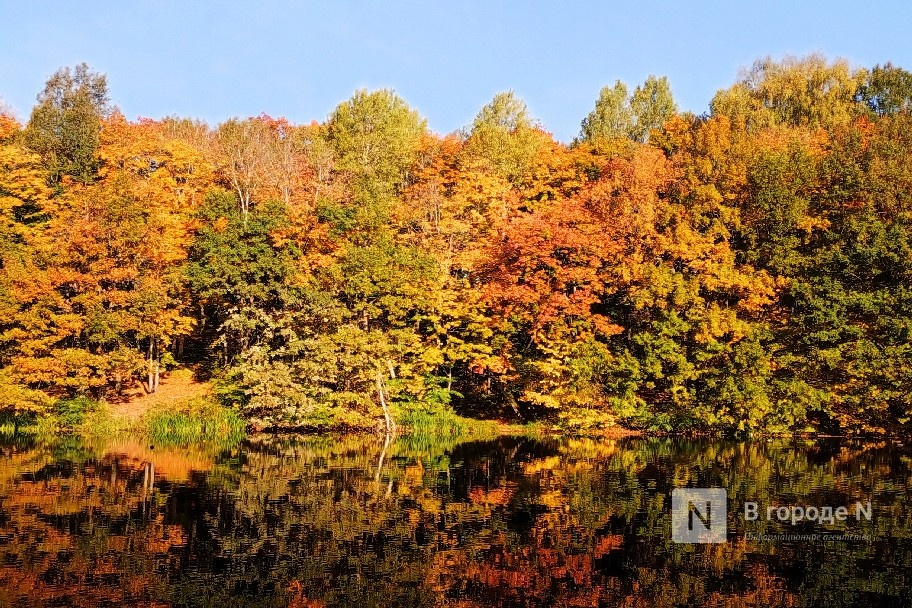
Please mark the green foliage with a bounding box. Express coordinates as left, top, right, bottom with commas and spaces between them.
857, 62, 912, 116
629, 75, 678, 142
580, 80, 632, 143
54, 396, 101, 429
713, 54, 862, 129
738, 137, 819, 274
325, 88, 427, 190
24, 63, 109, 186
395, 401, 503, 456
49, 396, 124, 437
143, 396, 245, 445
187, 190, 301, 365
580, 75, 677, 144
462, 91, 546, 182
397, 401, 469, 437
775, 115, 912, 433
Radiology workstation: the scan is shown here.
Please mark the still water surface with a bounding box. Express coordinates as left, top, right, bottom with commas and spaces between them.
0, 434, 909, 607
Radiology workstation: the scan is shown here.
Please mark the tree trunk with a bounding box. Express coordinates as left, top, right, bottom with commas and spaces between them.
147, 338, 154, 394
153, 337, 160, 393
376, 372, 396, 435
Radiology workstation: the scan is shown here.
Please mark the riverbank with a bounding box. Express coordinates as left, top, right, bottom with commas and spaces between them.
0, 368, 535, 445
4, 368, 870, 444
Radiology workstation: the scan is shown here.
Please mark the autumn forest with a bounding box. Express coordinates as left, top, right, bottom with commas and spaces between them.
3, 55, 912, 436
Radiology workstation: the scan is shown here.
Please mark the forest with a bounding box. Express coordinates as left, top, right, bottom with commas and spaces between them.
2, 55, 912, 435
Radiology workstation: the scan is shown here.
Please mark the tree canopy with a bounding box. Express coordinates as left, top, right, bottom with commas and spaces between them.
3, 56, 912, 435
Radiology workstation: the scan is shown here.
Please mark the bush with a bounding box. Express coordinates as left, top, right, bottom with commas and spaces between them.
54, 397, 104, 430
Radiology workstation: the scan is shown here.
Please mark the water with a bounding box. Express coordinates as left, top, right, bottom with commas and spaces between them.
0, 434, 909, 607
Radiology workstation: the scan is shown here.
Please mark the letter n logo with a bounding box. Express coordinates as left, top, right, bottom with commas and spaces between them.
671, 488, 727, 543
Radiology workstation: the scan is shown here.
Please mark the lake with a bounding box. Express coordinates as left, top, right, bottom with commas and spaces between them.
0, 434, 908, 607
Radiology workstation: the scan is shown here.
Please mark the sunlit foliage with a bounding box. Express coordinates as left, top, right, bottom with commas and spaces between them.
3, 55, 912, 433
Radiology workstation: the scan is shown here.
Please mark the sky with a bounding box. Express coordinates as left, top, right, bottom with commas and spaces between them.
2, 1, 911, 142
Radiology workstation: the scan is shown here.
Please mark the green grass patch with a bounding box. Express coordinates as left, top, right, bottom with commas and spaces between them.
398, 404, 503, 437
394, 403, 504, 454
0, 411, 40, 435
0, 397, 127, 438
143, 396, 246, 446
53, 397, 111, 430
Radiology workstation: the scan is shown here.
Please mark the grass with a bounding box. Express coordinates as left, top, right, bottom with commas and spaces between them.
0, 393, 246, 450
0, 397, 128, 439
142, 396, 246, 446
393, 403, 542, 455
1, 391, 556, 453
398, 404, 502, 437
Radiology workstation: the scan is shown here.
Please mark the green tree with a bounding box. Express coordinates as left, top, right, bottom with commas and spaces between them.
786, 115, 912, 433
462, 91, 546, 183
856, 62, 912, 116
186, 190, 301, 367
579, 76, 677, 144
324, 89, 426, 191
629, 75, 678, 142
579, 80, 632, 142
24, 63, 109, 186
713, 55, 863, 129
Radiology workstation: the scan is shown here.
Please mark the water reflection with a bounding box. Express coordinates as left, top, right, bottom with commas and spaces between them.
0, 434, 909, 607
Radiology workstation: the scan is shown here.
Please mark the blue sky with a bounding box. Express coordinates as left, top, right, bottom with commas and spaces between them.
2, 1, 911, 142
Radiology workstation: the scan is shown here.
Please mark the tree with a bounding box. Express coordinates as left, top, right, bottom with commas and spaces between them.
462, 91, 546, 183
324, 89, 426, 191
0, 108, 19, 141
186, 190, 300, 366
579, 80, 632, 143
96, 114, 204, 392
856, 62, 912, 116
579, 76, 677, 144
212, 116, 272, 221
24, 63, 109, 186
0, 124, 54, 415
629, 75, 678, 142
1, 112, 208, 399
713, 55, 863, 129
779, 115, 912, 433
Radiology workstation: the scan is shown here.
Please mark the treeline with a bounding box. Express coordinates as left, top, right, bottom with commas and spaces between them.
2, 55, 912, 434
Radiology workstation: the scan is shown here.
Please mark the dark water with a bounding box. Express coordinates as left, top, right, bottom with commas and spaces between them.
0, 434, 909, 608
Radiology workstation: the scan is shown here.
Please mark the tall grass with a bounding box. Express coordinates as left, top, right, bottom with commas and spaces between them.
398, 406, 473, 437
395, 404, 504, 455
143, 397, 246, 446
0, 397, 127, 439
0, 412, 38, 435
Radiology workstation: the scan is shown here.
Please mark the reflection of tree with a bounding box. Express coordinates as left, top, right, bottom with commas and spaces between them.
0, 441, 195, 607
0, 436, 909, 607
